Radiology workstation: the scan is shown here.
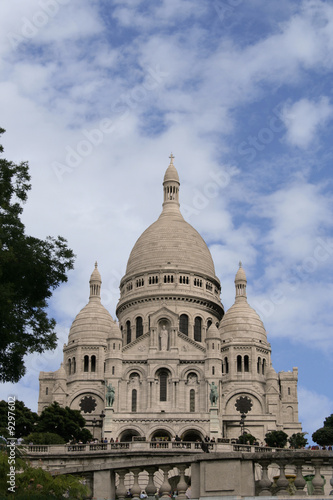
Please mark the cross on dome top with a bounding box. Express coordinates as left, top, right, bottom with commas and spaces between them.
169, 153, 175, 165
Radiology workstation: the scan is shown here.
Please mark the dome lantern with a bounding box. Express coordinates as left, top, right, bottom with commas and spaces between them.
162, 153, 180, 215
89, 261, 102, 302
235, 261, 247, 301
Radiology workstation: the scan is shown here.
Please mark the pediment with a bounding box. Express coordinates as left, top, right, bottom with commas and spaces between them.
150, 306, 179, 324
122, 331, 150, 353
178, 332, 206, 352
53, 383, 66, 394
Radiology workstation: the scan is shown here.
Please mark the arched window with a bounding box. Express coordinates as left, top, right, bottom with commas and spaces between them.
136, 316, 143, 338
212, 366, 215, 375
194, 317, 202, 342
73, 357, 76, 374
237, 355, 242, 372
159, 370, 168, 401
244, 355, 249, 372
68, 358, 72, 375
132, 389, 137, 412
84, 355, 89, 372
257, 357, 261, 374
207, 319, 212, 330
288, 387, 291, 396
190, 389, 195, 412
112, 366, 115, 375
262, 358, 266, 375
225, 357, 229, 374
91, 355, 96, 372
179, 314, 188, 336
45, 387, 48, 395
126, 320, 131, 344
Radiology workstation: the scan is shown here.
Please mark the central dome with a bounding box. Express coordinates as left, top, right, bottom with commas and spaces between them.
126, 213, 216, 277
125, 157, 216, 279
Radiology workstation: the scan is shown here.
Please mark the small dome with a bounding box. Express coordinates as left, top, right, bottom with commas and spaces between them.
267, 365, 278, 379
90, 261, 101, 282
68, 301, 115, 342
220, 265, 267, 342
164, 160, 179, 183
206, 323, 220, 339
235, 262, 247, 283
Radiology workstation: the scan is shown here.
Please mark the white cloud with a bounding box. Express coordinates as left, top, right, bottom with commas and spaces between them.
281, 97, 333, 148
298, 387, 333, 443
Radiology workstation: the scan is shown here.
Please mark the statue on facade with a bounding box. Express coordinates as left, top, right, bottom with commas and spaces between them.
159, 325, 169, 351
106, 383, 115, 407
209, 382, 218, 406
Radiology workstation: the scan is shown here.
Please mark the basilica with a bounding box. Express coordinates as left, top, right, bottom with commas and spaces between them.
38, 157, 302, 443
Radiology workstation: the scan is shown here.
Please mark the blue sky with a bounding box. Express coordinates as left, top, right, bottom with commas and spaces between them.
1, 0, 333, 443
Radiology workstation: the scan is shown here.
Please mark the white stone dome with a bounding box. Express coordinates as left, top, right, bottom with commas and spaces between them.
219, 264, 267, 342
126, 212, 216, 277
68, 264, 120, 342
125, 159, 217, 279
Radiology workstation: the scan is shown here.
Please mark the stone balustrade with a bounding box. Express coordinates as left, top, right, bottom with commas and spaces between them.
24, 445, 333, 499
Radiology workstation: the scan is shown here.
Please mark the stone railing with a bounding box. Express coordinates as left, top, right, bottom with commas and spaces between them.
91, 450, 333, 499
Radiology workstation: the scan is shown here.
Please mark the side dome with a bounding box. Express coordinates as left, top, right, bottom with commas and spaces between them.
68, 263, 118, 342
219, 264, 267, 342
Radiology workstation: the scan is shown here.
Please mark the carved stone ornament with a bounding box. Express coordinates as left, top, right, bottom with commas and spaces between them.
79, 395, 97, 413
235, 395, 253, 414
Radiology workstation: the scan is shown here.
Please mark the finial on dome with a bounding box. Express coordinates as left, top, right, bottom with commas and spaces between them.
169, 152, 175, 165
95, 261, 98, 268
235, 262, 247, 301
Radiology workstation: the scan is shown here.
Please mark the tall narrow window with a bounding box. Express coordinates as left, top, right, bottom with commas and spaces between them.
126, 320, 131, 345
190, 389, 195, 412
212, 366, 215, 375
136, 317, 143, 338
194, 317, 202, 342
91, 355, 96, 372
68, 358, 72, 375
207, 319, 212, 330
132, 389, 137, 412
84, 355, 89, 372
179, 314, 188, 336
244, 355, 249, 372
45, 387, 48, 395
237, 355, 242, 372
73, 357, 76, 374
159, 370, 168, 401
257, 357, 261, 374
225, 357, 229, 374
288, 387, 291, 396
262, 359, 266, 375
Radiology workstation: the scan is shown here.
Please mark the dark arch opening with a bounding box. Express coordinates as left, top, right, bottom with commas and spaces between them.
150, 429, 172, 441
182, 430, 203, 442
119, 429, 141, 442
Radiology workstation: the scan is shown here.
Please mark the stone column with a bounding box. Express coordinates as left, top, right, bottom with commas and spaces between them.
115, 469, 128, 500
130, 467, 142, 500
257, 461, 272, 496
159, 466, 171, 499
312, 459, 325, 495
176, 464, 189, 500
145, 466, 158, 500
93, 470, 112, 500
294, 462, 306, 495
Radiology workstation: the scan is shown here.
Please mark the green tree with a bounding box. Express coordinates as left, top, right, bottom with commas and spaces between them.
312, 413, 333, 447
288, 432, 308, 449
35, 402, 92, 443
24, 432, 65, 445
238, 433, 257, 445
0, 400, 38, 439
0, 128, 75, 383
264, 430, 288, 448
0, 450, 89, 498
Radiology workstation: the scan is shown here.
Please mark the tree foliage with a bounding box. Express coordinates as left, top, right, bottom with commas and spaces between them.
238, 433, 257, 445
0, 128, 75, 382
312, 414, 333, 446
0, 450, 89, 498
24, 432, 65, 445
35, 402, 92, 443
288, 432, 308, 449
264, 430, 288, 448
0, 400, 38, 438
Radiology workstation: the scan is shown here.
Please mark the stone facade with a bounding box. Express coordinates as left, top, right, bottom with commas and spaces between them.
38, 157, 302, 443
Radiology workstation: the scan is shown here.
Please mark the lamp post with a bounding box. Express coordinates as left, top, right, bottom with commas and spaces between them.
240, 413, 246, 436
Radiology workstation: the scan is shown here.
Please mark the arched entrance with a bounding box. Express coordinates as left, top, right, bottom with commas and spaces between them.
182, 430, 203, 442
150, 429, 172, 441
119, 429, 141, 442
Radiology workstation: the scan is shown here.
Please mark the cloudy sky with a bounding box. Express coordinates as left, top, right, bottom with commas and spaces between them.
1, 0, 333, 443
